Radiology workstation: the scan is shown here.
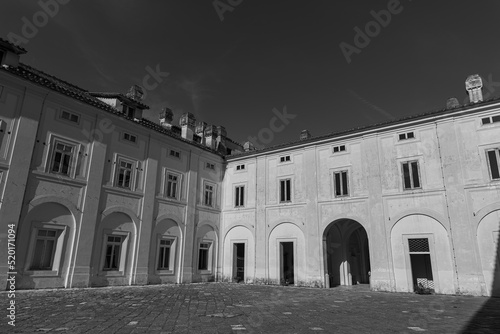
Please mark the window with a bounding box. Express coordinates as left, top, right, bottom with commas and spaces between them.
280, 179, 291, 202
482, 115, 500, 125
398, 132, 415, 140
399, 131, 415, 141
123, 105, 135, 118
169, 149, 181, 159
204, 182, 215, 207
486, 148, 500, 180
236, 164, 245, 171
103, 235, 123, 271
198, 242, 211, 270
235, 185, 245, 207
50, 141, 75, 176
30, 229, 58, 270
115, 158, 134, 189
206, 162, 215, 170
280, 155, 291, 163
157, 239, 173, 270
333, 145, 346, 153
166, 172, 179, 199
402, 161, 421, 190
60, 110, 80, 123
334, 171, 349, 197
123, 132, 137, 143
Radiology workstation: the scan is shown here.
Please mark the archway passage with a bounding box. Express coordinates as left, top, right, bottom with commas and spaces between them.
324, 219, 371, 288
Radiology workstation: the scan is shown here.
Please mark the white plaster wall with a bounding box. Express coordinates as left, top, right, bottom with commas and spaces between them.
391, 215, 455, 294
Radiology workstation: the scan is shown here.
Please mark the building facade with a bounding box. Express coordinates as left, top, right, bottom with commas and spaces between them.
1, 39, 499, 296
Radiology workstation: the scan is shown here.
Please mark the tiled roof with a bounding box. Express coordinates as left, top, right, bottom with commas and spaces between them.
89, 91, 150, 110
0, 37, 27, 54
0, 62, 225, 157
228, 96, 500, 159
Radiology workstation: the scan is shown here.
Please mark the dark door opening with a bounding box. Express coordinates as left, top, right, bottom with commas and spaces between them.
233, 243, 245, 283
410, 254, 434, 292
280, 242, 294, 285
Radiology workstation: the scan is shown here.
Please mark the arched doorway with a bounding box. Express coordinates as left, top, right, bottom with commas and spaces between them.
323, 219, 371, 287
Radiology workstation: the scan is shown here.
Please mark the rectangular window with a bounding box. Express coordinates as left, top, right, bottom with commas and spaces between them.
204, 183, 214, 207
482, 115, 500, 125
166, 173, 179, 198
60, 110, 80, 123
30, 229, 58, 270
123, 105, 135, 118
402, 161, 421, 190
50, 142, 74, 176
198, 242, 211, 270
123, 132, 137, 143
169, 149, 181, 158
334, 171, 349, 197
280, 156, 291, 163
487, 149, 500, 180
333, 145, 346, 153
157, 239, 172, 270
236, 164, 245, 171
206, 162, 215, 170
116, 159, 133, 189
280, 179, 291, 202
103, 235, 122, 271
399, 131, 415, 141
235, 185, 245, 207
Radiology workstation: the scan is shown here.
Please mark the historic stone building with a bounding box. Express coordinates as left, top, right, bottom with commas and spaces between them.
1, 39, 499, 296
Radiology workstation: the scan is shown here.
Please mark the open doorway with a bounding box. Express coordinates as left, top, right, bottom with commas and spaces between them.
280, 242, 294, 285
324, 219, 371, 288
232, 243, 245, 283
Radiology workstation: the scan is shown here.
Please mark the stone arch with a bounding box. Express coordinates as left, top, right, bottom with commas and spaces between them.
17, 201, 76, 289
194, 223, 218, 282
390, 214, 455, 294
268, 222, 306, 285
222, 225, 255, 283
90, 210, 137, 287
149, 217, 182, 284
389, 209, 448, 233
322, 218, 371, 288
476, 209, 500, 296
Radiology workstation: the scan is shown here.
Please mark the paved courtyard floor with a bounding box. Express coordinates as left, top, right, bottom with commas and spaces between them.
2, 283, 499, 333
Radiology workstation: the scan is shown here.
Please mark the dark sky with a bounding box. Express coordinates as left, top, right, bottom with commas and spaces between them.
2, 0, 500, 147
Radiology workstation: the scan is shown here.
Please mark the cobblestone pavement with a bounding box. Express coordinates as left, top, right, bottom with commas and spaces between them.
2, 283, 499, 333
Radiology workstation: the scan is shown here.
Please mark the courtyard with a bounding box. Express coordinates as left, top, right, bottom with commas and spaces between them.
2, 283, 499, 333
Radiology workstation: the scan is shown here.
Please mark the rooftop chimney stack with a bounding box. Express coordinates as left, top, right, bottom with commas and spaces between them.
465, 74, 483, 104
300, 129, 312, 140
243, 141, 255, 152
126, 85, 144, 101
159, 108, 174, 129
204, 125, 218, 150
179, 112, 196, 141
446, 98, 459, 110
195, 121, 207, 145
0, 39, 26, 68
215, 125, 227, 153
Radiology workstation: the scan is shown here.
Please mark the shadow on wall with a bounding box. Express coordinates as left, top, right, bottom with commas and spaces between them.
461, 220, 500, 332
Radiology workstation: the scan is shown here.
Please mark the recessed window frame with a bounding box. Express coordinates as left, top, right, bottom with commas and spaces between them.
333, 170, 349, 197
205, 162, 215, 170
486, 148, 500, 180
332, 145, 347, 154
164, 169, 182, 200
156, 236, 177, 274
25, 222, 68, 276
114, 156, 136, 190
279, 155, 291, 163
198, 240, 213, 273
402, 160, 422, 190
236, 164, 246, 171
122, 132, 138, 144
59, 110, 80, 124
169, 149, 181, 159
481, 115, 500, 125
100, 230, 129, 275
235, 185, 245, 207
203, 180, 216, 207
46, 135, 81, 179
279, 178, 292, 203
398, 131, 416, 141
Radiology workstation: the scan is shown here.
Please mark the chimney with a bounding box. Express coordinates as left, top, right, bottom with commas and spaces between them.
126, 85, 144, 101
159, 107, 174, 129
204, 125, 218, 150
300, 129, 311, 140
465, 74, 483, 104
243, 141, 255, 152
195, 121, 207, 145
216, 125, 227, 154
446, 98, 459, 110
179, 112, 196, 141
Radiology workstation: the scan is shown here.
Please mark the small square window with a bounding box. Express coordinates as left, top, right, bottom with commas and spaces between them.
236, 164, 245, 171
482, 115, 500, 125
280, 156, 291, 163
169, 150, 181, 158
123, 133, 137, 143
399, 132, 415, 141
60, 110, 80, 124
333, 145, 346, 153
206, 162, 215, 170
